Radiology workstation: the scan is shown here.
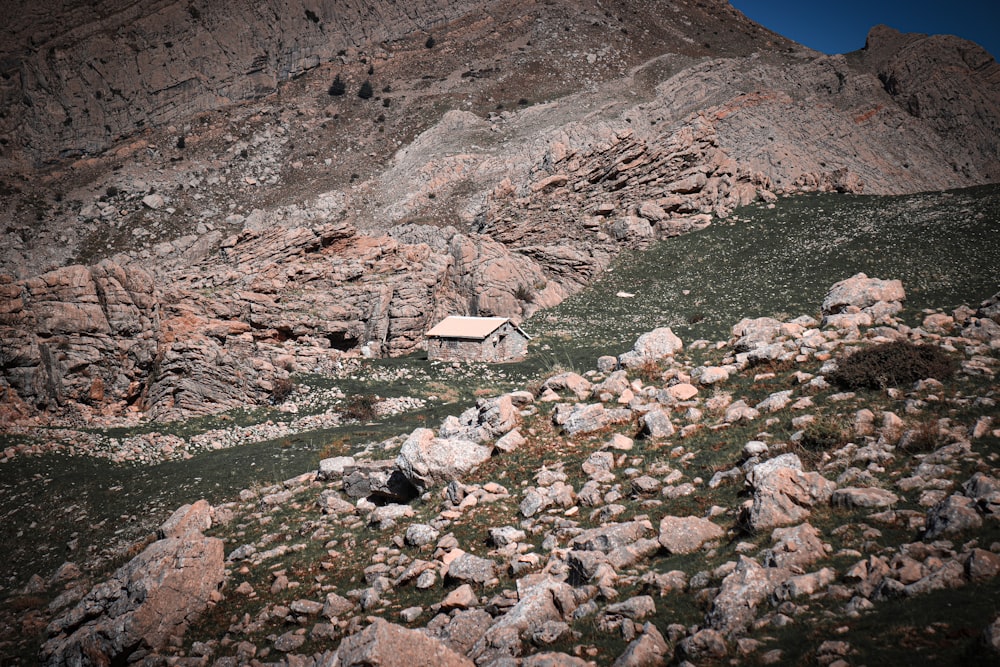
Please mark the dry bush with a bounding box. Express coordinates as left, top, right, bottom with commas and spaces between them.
271, 377, 295, 403
799, 415, 849, 451
828, 341, 956, 390
343, 394, 377, 422
897, 419, 945, 454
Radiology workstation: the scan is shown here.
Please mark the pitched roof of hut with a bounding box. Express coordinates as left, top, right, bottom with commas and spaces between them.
426, 316, 530, 340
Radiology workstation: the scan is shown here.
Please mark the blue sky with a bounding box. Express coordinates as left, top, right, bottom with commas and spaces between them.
730, 0, 999, 59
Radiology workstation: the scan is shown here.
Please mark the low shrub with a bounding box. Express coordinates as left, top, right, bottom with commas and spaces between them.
343, 394, 377, 422
897, 419, 944, 454
514, 284, 535, 302
799, 415, 849, 451
828, 340, 956, 390
271, 377, 295, 403
328, 75, 346, 96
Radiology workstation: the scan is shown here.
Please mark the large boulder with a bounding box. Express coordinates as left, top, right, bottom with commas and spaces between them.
41, 502, 224, 666
618, 327, 683, 368
396, 428, 492, 490
821, 273, 905, 322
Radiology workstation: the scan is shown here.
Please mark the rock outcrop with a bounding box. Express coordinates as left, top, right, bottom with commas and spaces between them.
0, 260, 159, 411
40, 501, 225, 666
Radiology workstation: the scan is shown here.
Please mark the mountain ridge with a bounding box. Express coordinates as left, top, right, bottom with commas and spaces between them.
1, 0, 998, 423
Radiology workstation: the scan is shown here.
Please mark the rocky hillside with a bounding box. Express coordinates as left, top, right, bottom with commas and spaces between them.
17, 274, 1000, 665
1, 1, 999, 423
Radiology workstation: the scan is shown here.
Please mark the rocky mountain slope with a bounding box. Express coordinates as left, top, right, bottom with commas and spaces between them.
19, 274, 1000, 665
1, 0, 999, 424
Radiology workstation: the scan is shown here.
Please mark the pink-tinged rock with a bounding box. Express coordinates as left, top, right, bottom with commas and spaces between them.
42, 524, 224, 665
158, 498, 213, 538
494, 428, 526, 453
731, 317, 783, 352
903, 559, 966, 596
642, 409, 675, 438
531, 173, 569, 192
678, 628, 728, 661
440, 584, 478, 611
522, 652, 594, 667
831, 487, 900, 509
658, 515, 725, 554
965, 549, 1000, 581
612, 621, 672, 666
724, 400, 759, 423
333, 618, 473, 667
636, 200, 668, 222
772, 567, 837, 601
745, 456, 836, 531
572, 521, 651, 553
696, 366, 730, 385
922, 313, 955, 333
555, 402, 631, 436
756, 390, 793, 413
470, 578, 577, 664
543, 372, 593, 400
823, 312, 873, 330
668, 383, 698, 400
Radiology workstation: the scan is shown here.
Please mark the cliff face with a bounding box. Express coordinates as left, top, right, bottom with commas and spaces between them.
1, 1, 999, 423
854, 25, 1000, 183
0, 0, 485, 168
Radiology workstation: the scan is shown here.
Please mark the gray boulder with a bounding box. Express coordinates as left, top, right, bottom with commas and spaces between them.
396, 428, 492, 491
618, 327, 683, 369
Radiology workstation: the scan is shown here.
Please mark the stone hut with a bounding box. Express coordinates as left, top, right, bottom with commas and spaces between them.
425, 316, 530, 362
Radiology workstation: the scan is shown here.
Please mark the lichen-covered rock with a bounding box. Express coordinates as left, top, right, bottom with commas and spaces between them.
707, 556, 789, 637
924, 494, 983, 539
571, 521, 652, 553
612, 621, 672, 666
731, 317, 783, 352
554, 402, 631, 436
764, 522, 828, 570
469, 578, 579, 664
831, 487, 900, 509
